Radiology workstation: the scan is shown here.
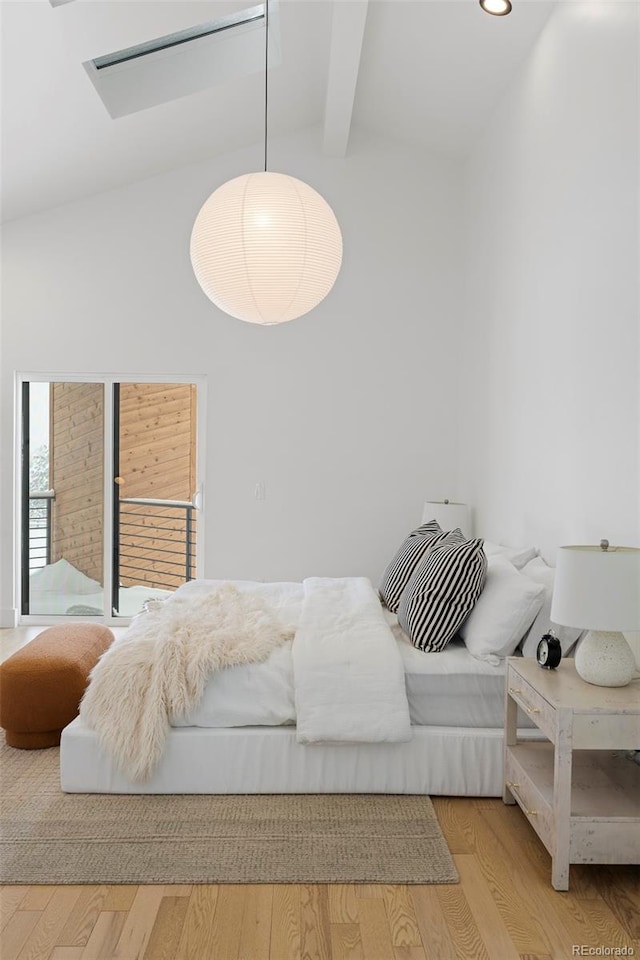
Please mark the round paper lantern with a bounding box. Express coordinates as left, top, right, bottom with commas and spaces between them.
190, 171, 343, 325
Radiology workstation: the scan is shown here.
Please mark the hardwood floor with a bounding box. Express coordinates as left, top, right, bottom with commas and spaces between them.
1, 628, 638, 960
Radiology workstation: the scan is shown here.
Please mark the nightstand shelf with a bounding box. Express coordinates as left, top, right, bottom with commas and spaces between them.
504, 659, 640, 891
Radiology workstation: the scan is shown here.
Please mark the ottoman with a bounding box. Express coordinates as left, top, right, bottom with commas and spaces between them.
0, 624, 113, 748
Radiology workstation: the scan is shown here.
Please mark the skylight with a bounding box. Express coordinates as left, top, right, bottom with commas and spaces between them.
92, 6, 265, 72
83, 2, 280, 120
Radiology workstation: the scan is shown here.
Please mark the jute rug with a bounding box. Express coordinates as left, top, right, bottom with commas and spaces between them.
0, 743, 458, 885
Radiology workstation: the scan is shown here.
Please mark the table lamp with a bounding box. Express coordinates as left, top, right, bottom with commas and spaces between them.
421, 500, 470, 537
550, 541, 640, 686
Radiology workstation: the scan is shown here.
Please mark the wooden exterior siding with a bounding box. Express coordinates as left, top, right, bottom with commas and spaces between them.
118, 384, 196, 500
118, 383, 197, 590
50, 382, 104, 583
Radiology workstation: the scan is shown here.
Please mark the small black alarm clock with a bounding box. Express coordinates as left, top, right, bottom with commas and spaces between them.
536, 632, 562, 669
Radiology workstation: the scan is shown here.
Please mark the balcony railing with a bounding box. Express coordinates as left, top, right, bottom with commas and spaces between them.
28, 491, 54, 571
118, 497, 196, 592
28, 492, 196, 593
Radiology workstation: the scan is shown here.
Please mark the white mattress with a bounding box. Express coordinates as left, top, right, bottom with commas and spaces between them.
398, 636, 511, 727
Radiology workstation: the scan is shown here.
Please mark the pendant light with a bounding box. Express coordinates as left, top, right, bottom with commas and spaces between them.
190, 1, 343, 325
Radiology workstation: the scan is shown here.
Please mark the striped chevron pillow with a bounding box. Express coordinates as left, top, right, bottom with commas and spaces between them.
398, 536, 487, 652
378, 520, 445, 613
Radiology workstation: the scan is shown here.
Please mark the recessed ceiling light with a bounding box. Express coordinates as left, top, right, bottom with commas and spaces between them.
479, 0, 512, 16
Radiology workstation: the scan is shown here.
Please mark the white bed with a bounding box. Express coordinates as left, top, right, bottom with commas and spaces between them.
61, 721, 542, 795
61, 577, 543, 796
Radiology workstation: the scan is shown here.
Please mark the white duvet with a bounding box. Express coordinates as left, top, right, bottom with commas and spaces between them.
173, 577, 412, 743
82, 576, 411, 779
293, 577, 411, 744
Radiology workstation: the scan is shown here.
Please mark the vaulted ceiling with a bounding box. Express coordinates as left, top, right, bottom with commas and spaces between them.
0, 0, 555, 223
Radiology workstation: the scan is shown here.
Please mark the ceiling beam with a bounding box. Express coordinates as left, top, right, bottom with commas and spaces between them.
322, 0, 369, 158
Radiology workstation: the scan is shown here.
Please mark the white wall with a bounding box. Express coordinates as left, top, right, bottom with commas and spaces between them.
0, 128, 464, 623
459, 2, 639, 560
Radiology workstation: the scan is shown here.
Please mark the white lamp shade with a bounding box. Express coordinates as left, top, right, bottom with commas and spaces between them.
422, 501, 470, 536
190, 171, 343, 325
550, 545, 640, 632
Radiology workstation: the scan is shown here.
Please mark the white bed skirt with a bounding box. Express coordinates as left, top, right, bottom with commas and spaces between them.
60, 719, 542, 796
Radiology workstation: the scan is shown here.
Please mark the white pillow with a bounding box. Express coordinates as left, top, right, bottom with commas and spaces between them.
518, 556, 583, 658
482, 541, 538, 570
460, 554, 545, 660
29, 558, 102, 596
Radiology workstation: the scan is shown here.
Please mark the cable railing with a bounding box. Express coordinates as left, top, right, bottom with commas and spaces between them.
28, 491, 54, 571
27, 492, 196, 593
118, 497, 196, 591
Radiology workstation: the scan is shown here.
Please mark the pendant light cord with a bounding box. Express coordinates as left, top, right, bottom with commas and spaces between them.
264, 0, 269, 172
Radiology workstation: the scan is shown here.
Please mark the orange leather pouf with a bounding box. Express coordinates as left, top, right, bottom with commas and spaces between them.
0, 624, 113, 748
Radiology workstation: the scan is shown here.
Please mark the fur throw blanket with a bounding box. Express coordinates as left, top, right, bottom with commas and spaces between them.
80, 583, 294, 781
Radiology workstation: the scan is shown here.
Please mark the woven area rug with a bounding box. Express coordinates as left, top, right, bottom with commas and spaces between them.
0, 743, 458, 885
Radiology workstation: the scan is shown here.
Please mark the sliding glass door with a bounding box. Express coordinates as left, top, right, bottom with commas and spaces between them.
19, 375, 203, 621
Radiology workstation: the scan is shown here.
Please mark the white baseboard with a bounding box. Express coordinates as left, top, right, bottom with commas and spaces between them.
0, 608, 17, 628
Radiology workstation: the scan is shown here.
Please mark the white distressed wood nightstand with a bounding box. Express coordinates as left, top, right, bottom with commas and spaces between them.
503, 657, 640, 891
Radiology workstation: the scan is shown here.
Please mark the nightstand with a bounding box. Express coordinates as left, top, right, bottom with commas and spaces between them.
503, 658, 640, 891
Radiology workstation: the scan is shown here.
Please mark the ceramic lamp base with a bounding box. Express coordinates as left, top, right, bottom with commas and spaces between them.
574, 630, 636, 687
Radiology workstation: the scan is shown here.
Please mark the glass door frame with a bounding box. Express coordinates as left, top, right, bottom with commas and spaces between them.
15, 371, 207, 626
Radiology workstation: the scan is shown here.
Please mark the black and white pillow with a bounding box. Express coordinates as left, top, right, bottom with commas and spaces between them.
378, 520, 445, 613
398, 536, 487, 652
